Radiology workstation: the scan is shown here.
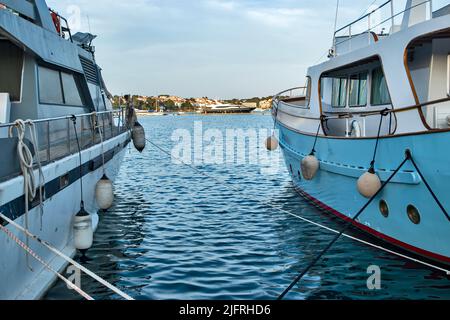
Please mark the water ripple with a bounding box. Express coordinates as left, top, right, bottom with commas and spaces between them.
45, 115, 450, 300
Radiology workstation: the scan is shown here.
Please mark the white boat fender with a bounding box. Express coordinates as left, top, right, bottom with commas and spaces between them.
95, 174, 114, 210
357, 170, 382, 198
132, 122, 146, 152
350, 120, 361, 137
73, 205, 93, 254
266, 135, 279, 151
301, 155, 320, 181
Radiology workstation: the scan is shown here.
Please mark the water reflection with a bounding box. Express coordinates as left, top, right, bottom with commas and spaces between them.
46, 115, 450, 300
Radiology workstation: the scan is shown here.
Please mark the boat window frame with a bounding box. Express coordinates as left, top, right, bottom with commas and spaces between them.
370, 66, 392, 106
348, 72, 368, 108
0, 40, 25, 102
331, 77, 348, 108
37, 64, 86, 108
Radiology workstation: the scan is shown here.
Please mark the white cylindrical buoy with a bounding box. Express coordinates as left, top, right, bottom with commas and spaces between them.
132, 122, 146, 152
301, 155, 320, 180
95, 175, 114, 210
357, 171, 382, 198
266, 136, 279, 151
73, 208, 93, 251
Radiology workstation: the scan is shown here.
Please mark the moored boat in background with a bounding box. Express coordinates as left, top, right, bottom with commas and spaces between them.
272, 0, 450, 265
205, 103, 256, 114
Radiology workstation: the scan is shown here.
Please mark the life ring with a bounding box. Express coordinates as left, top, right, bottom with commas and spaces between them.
350, 120, 362, 137
51, 12, 61, 34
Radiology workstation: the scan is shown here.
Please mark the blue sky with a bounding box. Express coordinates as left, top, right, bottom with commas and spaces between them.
45, 0, 449, 99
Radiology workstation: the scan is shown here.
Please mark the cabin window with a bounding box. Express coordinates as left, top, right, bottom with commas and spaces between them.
0, 41, 24, 102
332, 78, 347, 108
38, 67, 64, 104
371, 67, 391, 105
349, 73, 367, 107
38, 66, 84, 106
61, 73, 83, 106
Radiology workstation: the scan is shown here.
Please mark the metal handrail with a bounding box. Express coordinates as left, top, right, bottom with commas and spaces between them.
333, 0, 432, 50
0, 110, 122, 129
335, 0, 392, 34
273, 86, 311, 113
273, 96, 450, 121
273, 86, 308, 102
0, 108, 127, 166
48, 8, 73, 42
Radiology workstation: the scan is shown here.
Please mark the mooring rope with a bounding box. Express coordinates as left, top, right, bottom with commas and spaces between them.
409, 157, 450, 222
0, 212, 134, 300
145, 138, 450, 278
0, 222, 94, 300
0, 117, 133, 300
278, 151, 411, 300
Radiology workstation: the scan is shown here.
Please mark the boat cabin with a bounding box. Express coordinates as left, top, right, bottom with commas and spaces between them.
0, 0, 119, 181
275, 0, 450, 138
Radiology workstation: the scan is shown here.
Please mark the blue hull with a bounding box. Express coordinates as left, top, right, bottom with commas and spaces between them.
277, 122, 450, 264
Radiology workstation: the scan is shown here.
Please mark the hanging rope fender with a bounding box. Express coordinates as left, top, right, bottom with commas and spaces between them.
278, 149, 450, 300
369, 108, 389, 173
310, 121, 323, 156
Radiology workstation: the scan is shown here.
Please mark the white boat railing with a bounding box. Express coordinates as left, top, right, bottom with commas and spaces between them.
332, 0, 433, 55
272, 95, 450, 136
273, 86, 309, 109
0, 109, 128, 169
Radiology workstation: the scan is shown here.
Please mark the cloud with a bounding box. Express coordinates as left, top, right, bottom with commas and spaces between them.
246, 8, 310, 28
205, 0, 237, 11
44, 0, 342, 98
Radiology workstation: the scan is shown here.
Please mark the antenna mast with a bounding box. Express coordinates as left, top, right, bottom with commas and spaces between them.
330, 0, 340, 57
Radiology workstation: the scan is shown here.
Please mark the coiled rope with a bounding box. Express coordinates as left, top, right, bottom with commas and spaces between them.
0, 117, 133, 300
8, 119, 46, 269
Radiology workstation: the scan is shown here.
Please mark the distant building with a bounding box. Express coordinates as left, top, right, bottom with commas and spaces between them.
242, 102, 258, 109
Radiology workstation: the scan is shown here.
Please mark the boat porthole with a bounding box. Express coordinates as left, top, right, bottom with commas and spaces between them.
379, 200, 389, 218
407, 205, 421, 225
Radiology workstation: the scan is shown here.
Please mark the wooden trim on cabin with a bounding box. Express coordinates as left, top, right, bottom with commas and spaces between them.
281, 96, 306, 103
318, 77, 327, 136
402, 28, 450, 130
277, 117, 450, 140
403, 47, 432, 130
371, 32, 379, 42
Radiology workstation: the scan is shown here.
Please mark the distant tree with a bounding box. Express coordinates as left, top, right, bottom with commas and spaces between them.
163, 99, 176, 111
112, 95, 121, 109
145, 97, 157, 111
180, 101, 194, 112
